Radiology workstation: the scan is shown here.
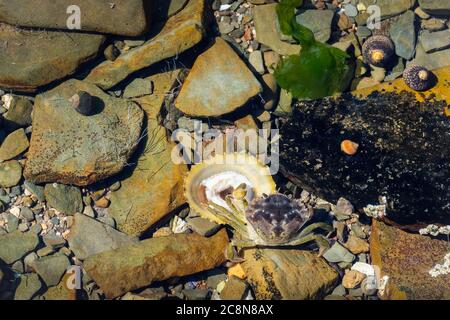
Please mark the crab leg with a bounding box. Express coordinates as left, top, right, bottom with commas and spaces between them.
208, 203, 249, 237
298, 222, 333, 238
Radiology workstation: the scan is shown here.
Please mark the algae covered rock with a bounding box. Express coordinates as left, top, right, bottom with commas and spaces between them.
279, 72, 449, 225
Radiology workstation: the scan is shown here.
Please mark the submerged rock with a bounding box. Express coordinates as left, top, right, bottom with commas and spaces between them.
253, 4, 300, 56
0, 0, 150, 36
0, 231, 39, 264
68, 213, 138, 260
371, 220, 450, 299
14, 274, 42, 300
109, 69, 187, 237
0, 23, 105, 91
279, 88, 449, 225
175, 37, 262, 117
242, 249, 339, 300
86, 0, 207, 89
84, 229, 229, 299
24, 79, 144, 186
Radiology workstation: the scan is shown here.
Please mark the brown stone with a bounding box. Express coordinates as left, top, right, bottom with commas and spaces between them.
242, 249, 339, 300
344, 235, 370, 254
84, 229, 229, 299
370, 220, 450, 300
86, 0, 207, 89
175, 38, 262, 117
342, 270, 366, 289
109, 69, 188, 236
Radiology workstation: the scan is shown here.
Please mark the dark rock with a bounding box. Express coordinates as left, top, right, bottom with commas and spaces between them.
44, 183, 83, 215
279, 91, 449, 225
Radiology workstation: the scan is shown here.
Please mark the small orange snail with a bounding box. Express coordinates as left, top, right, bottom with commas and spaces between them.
341, 140, 359, 156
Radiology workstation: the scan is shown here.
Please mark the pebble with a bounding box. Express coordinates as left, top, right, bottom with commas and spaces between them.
220, 276, 249, 300
248, 50, 265, 74
421, 18, 447, 32
361, 276, 378, 296
323, 242, 356, 263
334, 197, 354, 220
14, 274, 42, 300
20, 207, 35, 222
0, 161, 23, 188
342, 270, 366, 289
123, 78, 154, 99
414, 7, 431, 19
24, 252, 38, 273
343, 4, 358, 17
6, 213, 19, 232
33, 254, 70, 287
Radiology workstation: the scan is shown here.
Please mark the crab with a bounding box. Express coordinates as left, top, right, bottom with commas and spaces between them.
208, 184, 333, 258
184, 153, 333, 260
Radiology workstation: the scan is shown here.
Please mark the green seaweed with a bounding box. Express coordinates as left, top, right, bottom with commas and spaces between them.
274, 0, 351, 100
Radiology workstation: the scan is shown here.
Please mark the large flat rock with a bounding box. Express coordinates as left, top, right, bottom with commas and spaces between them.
0, 24, 105, 92
242, 249, 339, 300
24, 79, 144, 186
280, 67, 450, 226
86, 0, 207, 89
84, 229, 229, 299
0, 0, 150, 36
175, 37, 262, 117
0, 231, 39, 265
109, 69, 188, 237
371, 220, 450, 300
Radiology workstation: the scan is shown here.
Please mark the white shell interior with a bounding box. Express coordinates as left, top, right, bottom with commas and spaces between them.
201, 171, 255, 210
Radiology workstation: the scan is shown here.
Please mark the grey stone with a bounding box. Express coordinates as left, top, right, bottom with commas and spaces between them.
296, 10, 335, 43
418, 0, 450, 16
0, 23, 105, 91
182, 289, 211, 300
3, 96, 33, 131
0, 231, 39, 264
0, 129, 29, 162
14, 274, 42, 300
408, 44, 450, 70
42, 231, 66, 248
44, 184, 83, 215
68, 213, 138, 260
419, 29, 450, 53
32, 254, 70, 287
23, 252, 39, 273
20, 207, 35, 222
11, 260, 24, 273
6, 213, 19, 232
0, 0, 150, 36
389, 10, 416, 60
385, 58, 405, 81
206, 269, 227, 289
123, 78, 154, 99
331, 284, 347, 296
360, 0, 416, 19
186, 216, 221, 237
24, 180, 45, 202
323, 242, 356, 263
